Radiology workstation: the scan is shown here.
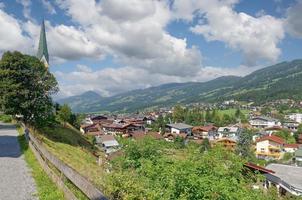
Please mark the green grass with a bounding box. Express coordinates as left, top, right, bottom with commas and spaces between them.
17, 125, 65, 200
33, 124, 106, 190
0, 114, 12, 123
216, 109, 249, 116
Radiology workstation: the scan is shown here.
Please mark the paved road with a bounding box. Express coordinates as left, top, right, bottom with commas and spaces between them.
0, 122, 38, 200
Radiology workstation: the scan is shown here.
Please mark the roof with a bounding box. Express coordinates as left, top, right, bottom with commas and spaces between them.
218, 126, 239, 133
37, 20, 49, 65
99, 135, 116, 142
251, 116, 278, 122
256, 135, 285, 144
284, 143, 300, 148
166, 123, 193, 130
192, 125, 217, 132
264, 126, 283, 131
244, 162, 275, 174
103, 140, 119, 147
295, 149, 302, 157
266, 163, 302, 190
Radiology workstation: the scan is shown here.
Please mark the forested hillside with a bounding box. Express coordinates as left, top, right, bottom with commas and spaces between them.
58, 59, 302, 113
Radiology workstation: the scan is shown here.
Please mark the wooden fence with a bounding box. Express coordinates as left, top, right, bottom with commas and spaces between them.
27, 131, 108, 200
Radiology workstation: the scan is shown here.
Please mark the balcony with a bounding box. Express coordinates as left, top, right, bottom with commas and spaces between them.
256, 151, 281, 158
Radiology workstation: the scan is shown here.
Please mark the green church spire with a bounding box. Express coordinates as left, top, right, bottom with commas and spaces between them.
37, 19, 49, 68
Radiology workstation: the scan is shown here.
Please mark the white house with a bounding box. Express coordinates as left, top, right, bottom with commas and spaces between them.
283, 144, 301, 153
249, 116, 281, 129
96, 135, 119, 154
166, 123, 193, 135
285, 113, 302, 123
217, 126, 240, 139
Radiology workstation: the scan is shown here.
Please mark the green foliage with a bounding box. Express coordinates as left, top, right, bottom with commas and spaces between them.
0, 114, 12, 122
17, 125, 65, 199
105, 137, 281, 200
0, 51, 58, 127
274, 130, 296, 144
57, 104, 72, 126
236, 130, 254, 159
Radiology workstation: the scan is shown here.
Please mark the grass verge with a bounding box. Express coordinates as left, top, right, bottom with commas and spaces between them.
17, 125, 65, 200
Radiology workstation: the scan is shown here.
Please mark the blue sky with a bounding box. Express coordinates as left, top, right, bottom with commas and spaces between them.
0, 0, 302, 97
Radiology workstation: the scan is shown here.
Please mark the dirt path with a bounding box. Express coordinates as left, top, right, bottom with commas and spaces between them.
0, 122, 38, 200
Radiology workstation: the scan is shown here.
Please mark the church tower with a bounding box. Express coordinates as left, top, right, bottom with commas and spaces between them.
37, 19, 49, 68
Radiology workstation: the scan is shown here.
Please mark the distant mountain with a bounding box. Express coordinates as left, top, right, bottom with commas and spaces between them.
57, 91, 103, 110
58, 59, 302, 113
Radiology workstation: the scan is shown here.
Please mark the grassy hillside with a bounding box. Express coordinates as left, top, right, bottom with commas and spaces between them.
30, 124, 107, 196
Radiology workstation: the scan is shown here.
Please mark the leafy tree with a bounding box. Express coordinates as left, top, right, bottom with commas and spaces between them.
205, 109, 211, 123
274, 129, 295, 144
236, 130, 253, 159
57, 104, 72, 127
0, 51, 58, 127
173, 105, 185, 123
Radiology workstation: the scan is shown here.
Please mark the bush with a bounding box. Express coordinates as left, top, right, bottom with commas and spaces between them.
0, 114, 12, 123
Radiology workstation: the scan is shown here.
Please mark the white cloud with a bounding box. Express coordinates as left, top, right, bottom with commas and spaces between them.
285, 0, 302, 38
41, 0, 57, 14
174, 0, 285, 65
55, 0, 202, 76
55, 64, 258, 98
0, 9, 32, 53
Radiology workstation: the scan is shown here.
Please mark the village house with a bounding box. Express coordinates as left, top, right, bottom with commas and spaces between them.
283, 121, 299, 132
214, 138, 237, 151
283, 144, 301, 153
217, 126, 240, 140
249, 116, 281, 129
192, 125, 217, 139
255, 135, 285, 160
102, 122, 144, 135
90, 115, 108, 124
163, 132, 187, 142
166, 123, 193, 135
285, 113, 302, 123
95, 135, 119, 154
80, 123, 102, 135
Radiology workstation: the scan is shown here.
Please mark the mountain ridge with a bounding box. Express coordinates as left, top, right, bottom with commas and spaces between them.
57, 59, 302, 113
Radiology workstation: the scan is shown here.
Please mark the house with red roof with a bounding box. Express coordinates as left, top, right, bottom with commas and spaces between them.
255, 135, 285, 160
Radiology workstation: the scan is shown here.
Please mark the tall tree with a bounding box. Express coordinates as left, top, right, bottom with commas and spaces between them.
236, 130, 253, 159
57, 104, 72, 127
0, 51, 58, 126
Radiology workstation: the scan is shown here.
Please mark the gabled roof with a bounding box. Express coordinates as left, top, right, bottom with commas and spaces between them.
193, 125, 217, 132
166, 123, 193, 130
284, 144, 300, 148
256, 135, 285, 144
251, 116, 278, 122
244, 162, 275, 174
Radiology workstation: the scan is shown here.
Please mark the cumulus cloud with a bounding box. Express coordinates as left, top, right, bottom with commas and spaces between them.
0, 9, 32, 54
55, 0, 202, 76
174, 0, 285, 65
55, 64, 258, 97
285, 0, 302, 38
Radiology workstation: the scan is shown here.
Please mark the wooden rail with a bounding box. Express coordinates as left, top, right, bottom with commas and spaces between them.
27, 131, 107, 200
